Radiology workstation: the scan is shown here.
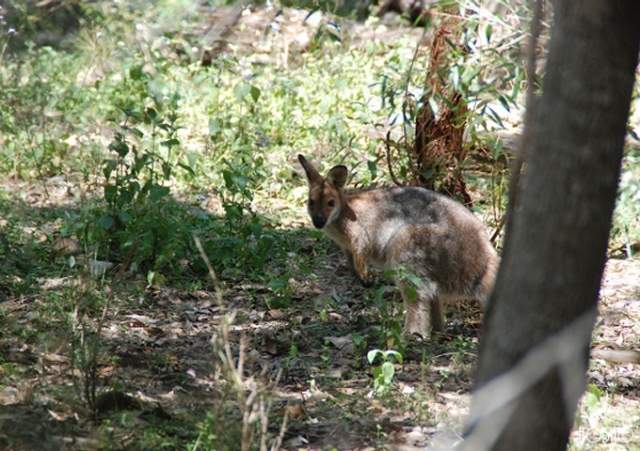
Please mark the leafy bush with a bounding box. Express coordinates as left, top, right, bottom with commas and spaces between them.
378, 0, 526, 220
65, 81, 195, 274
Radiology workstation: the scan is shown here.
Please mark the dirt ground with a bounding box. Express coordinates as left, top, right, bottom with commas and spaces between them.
1, 175, 639, 450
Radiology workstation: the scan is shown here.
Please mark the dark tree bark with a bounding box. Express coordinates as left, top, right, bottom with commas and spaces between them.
462, 2, 640, 451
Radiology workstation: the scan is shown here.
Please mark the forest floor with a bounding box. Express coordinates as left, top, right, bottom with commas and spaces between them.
1, 175, 639, 450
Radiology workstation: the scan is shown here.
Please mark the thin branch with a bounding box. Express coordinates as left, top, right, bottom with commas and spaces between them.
500, 0, 544, 243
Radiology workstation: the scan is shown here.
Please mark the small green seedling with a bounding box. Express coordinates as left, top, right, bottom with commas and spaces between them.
367, 349, 403, 397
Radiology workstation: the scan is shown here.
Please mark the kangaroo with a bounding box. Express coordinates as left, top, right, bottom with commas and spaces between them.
298, 154, 498, 338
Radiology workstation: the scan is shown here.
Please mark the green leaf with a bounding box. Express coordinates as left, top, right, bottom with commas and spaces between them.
404, 272, 422, 286
462, 66, 481, 86
587, 383, 602, 398
269, 278, 286, 291
134, 153, 148, 174
222, 170, 232, 189
103, 159, 117, 180
146, 107, 158, 122
234, 82, 251, 102
129, 65, 143, 80
319, 309, 328, 322
178, 162, 195, 177
162, 161, 172, 180
485, 23, 493, 42
224, 204, 242, 221
104, 184, 117, 204
451, 65, 460, 90
367, 160, 377, 180
351, 333, 364, 346
381, 361, 395, 383
140, 179, 152, 198
118, 210, 133, 223
326, 30, 342, 43
304, 8, 320, 22
374, 285, 391, 302
234, 82, 260, 103
259, 233, 275, 250
387, 350, 403, 364
585, 391, 599, 412
367, 350, 381, 364
161, 138, 180, 148
404, 285, 418, 302
383, 268, 398, 278
98, 215, 114, 230
187, 153, 198, 169
486, 106, 505, 127
497, 95, 511, 113
209, 118, 221, 135
249, 221, 263, 239
109, 140, 129, 158
428, 96, 439, 116
234, 174, 249, 192
150, 185, 170, 202
119, 187, 133, 205
130, 180, 141, 195
250, 85, 261, 102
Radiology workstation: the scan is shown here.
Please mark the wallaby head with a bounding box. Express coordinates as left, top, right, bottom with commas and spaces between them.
298, 154, 348, 230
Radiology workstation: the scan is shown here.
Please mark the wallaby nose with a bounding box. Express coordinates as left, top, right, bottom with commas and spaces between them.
312, 214, 326, 229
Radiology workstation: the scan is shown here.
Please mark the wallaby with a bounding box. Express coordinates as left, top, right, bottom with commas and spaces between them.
298, 154, 499, 338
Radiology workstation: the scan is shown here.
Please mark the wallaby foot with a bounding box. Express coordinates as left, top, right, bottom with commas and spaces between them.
402, 298, 431, 339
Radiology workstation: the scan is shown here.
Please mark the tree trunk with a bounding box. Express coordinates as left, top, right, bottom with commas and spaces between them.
462, 2, 640, 451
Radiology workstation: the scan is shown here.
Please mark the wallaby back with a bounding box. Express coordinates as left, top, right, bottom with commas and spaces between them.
298, 154, 499, 337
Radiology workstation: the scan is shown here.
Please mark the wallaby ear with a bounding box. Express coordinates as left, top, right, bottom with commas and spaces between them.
298, 154, 321, 183
327, 165, 348, 188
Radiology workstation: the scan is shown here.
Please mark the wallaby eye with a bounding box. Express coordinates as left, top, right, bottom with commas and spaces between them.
308, 199, 315, 207
328, 199, 335, 207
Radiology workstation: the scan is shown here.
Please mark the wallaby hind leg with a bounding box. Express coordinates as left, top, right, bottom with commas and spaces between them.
430, 297, 445, 334
400, 281, 441, 338
475, 263, 498, 308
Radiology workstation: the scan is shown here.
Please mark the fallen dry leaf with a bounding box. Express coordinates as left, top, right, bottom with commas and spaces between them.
268, 309, 287, 320
323, 335, 354, 354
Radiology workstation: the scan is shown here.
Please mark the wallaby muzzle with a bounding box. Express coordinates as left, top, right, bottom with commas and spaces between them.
312, 214, 327, 229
